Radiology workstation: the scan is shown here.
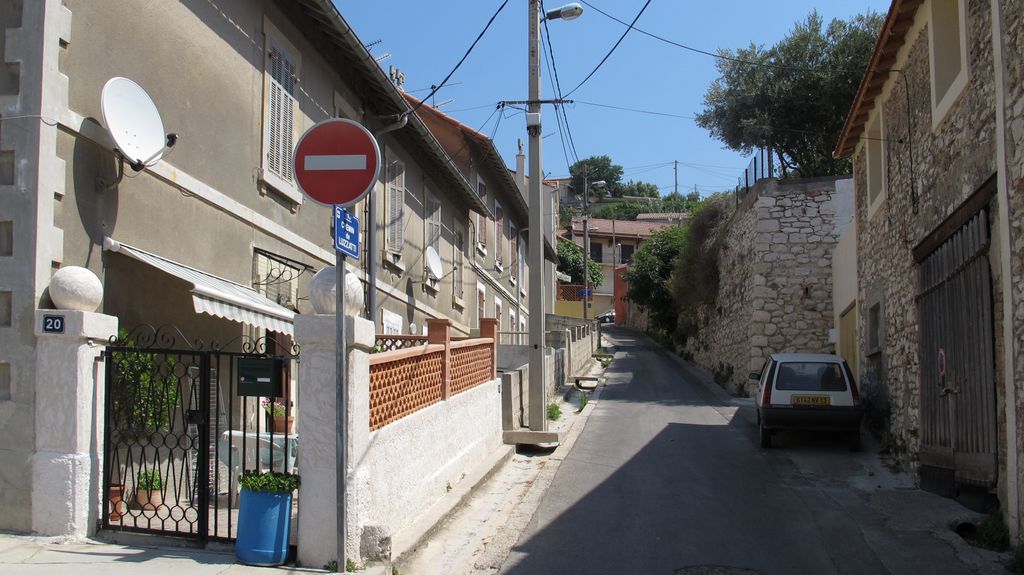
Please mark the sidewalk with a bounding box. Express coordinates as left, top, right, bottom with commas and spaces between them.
0, 533, 325, 575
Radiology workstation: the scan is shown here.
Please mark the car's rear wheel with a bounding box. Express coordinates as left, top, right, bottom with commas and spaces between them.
847, 430, 861, 452
759, 421, 771, 448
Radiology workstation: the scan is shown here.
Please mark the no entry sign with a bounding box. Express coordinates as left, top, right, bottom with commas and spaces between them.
293, 118, 381, 206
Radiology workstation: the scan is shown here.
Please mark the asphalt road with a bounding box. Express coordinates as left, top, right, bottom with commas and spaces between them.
499, 327, 1000, 575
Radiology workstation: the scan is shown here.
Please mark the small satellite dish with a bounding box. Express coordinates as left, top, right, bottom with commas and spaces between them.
424, 246, 443, 279
101, 77, 169, 170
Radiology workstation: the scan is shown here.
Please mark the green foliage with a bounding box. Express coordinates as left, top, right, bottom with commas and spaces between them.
591, 192, 706, 221
560, 204, 581, 229
696, 10, 883, 176
238, 470, 300, 494
136, 469, 164, 491
547, 402, 562, 421
111, 329, 180, 433
556, 239, 603, 288
578, 390, 589, 412
967, 513, 1011, 551
623, 225, 689, 335
346, 558, 358, 572
569, 155, 624, 200
618, 180, 659, 198
670, 196, 732, 344
323, 561, 337, 572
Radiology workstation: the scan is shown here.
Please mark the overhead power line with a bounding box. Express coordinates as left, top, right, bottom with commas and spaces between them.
574, 100, 695, 120
406, 0, 511, 118
564, 0, 652, 97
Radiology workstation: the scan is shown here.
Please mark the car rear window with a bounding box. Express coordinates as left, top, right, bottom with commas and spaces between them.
774, 362, 848, 392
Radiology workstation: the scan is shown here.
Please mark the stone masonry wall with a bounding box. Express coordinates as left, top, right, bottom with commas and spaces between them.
689, 177, 850, 395
853, 4, 1004, 480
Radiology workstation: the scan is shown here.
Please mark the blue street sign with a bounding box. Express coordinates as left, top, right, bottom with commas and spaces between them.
334, 206, 359, 259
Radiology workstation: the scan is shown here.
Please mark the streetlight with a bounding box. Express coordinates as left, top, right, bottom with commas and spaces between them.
581, 177, 604, 320
528, 0, 582, 434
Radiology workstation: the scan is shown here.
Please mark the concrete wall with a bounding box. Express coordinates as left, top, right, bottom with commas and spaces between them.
687, 177, 851, 395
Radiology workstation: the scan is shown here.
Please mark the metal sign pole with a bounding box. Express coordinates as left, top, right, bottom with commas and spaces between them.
336, 253, 347, 571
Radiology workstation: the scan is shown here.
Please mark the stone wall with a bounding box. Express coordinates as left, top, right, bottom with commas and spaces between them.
688, 177, 851, 395
852, 5, 1005, 473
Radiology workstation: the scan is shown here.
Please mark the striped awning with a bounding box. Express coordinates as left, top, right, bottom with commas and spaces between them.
103, 237, 295, 335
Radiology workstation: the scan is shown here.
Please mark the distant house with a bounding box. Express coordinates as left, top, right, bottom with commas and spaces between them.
832, 0, 1024, 533
560, 217, 675, 319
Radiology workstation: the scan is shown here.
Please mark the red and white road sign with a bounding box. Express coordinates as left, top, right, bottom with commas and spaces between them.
293, 118, 381, 206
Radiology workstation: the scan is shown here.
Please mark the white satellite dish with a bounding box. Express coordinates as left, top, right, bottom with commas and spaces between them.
424, 246, 443, 279
101, 77, 172, 170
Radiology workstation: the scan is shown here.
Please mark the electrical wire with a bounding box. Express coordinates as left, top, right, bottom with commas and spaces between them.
573, 100, 695, 120
579, 0, 884, 75
405, 0, 511, 118
564, 0, 652, 98
539, 9, 578, 170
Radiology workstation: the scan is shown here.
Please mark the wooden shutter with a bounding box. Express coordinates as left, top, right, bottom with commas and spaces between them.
495, 204, 504, 266
267, 44, 296, 184
426, 191, 441, 255
477, 180, 487, 250
387, 161, 405, 251
454, 227, 464, 298
509, 225, 518, 280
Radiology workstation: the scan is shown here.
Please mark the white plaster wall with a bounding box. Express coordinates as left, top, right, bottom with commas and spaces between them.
833, 178, 856, 237
361, 378, 502, 538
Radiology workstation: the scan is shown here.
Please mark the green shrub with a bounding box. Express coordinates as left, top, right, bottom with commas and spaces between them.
578, 391, 589, 411
239, 471, 300, 494
111, 330, 180, 432
136, 469, 164, 491
547, 402, 562, 421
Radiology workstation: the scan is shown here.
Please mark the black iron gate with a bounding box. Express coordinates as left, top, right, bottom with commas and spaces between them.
101, 326, 299, 542
917, 209, 997, 492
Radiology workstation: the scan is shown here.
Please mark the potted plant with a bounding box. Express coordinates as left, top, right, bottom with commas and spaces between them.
262, 399, 293, 434
236, 470, 300, 566
108, 483, 125, 521
135, 469, 164, 511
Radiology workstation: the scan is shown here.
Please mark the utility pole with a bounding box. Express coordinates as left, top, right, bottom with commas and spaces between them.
582, 169, 589, 320
527, 0, 546, 433
674, 160, 678, 196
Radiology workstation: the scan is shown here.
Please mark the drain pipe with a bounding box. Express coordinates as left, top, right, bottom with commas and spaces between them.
366, 113, 409, 323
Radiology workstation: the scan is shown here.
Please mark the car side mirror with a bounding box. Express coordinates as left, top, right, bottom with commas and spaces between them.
749, 371, 760, 381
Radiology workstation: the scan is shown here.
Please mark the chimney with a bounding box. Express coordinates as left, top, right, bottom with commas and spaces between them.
515, 138, 526, 192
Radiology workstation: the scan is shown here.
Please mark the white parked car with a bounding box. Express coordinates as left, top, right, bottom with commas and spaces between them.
751, 353, 863, 450
596, 309, 615, 324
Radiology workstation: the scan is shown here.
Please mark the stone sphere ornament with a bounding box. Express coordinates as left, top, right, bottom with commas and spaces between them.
49, 266, 103, 312
309, 266, 364, 316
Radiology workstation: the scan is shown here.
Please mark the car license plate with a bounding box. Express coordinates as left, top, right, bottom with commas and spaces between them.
793, 395, 830, 405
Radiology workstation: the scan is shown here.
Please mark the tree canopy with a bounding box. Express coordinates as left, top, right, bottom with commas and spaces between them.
556, 239, 603, 288
568, 155, 624, 200
623, 225, 689, 334
695, 10, 883, 177
591, 191, 707, 221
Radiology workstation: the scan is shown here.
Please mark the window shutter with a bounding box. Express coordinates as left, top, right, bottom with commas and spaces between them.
509, 226, 518, 279
426, 192, 441, 254
387, 161, 405, 251
495, 205, 504, 265
454, 228, 464, 298
477, 180, 487, 249
267, 45, 297, 185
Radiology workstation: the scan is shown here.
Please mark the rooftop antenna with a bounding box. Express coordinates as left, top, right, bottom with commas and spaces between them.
434, 98, 455, 109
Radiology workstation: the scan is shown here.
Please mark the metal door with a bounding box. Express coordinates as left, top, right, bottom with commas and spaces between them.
101, 326, 298, 542
917, 209, 997, 490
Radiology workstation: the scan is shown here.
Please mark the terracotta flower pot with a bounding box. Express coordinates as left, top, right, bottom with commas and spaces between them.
108, 485, 125, 521
272, 414, 294, 434
136, 489, 163, 511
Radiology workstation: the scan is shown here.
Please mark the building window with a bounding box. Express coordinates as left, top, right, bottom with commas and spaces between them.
476, 178, 487, 254
866, 111, 885, 217
425, 189, 442, 256
494, 298, 503, 331
509, 224, 518, 283
494, 201, 505, 270
929, 0, 968, 128
590, 242, 603, 262
386, 160, 406, 255
477, 284, 486, 328
262, 20, 301, 204
453, 223, 466, 302
619, 244, 634, 263
253, 251, 301, 310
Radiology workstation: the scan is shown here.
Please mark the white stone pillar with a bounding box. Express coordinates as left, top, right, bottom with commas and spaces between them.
31, 309, 117, 537
296, 313, 374, 568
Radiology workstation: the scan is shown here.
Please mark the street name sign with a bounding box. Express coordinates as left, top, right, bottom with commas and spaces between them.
334, 206, 360, 259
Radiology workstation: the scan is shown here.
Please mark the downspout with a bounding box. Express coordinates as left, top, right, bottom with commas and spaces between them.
367, 113, 409, 324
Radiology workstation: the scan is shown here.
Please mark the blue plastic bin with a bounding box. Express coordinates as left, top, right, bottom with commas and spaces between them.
236, 489, 292, 566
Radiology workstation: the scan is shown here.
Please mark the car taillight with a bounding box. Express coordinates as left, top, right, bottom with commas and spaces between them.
850, 381, 860, 404
763, 383, 773, 406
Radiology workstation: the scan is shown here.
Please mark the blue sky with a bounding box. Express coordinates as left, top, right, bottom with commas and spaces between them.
335, 1, 890, 197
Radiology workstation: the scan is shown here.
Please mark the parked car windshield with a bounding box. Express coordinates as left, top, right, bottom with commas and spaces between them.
775, 362, 847, 392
